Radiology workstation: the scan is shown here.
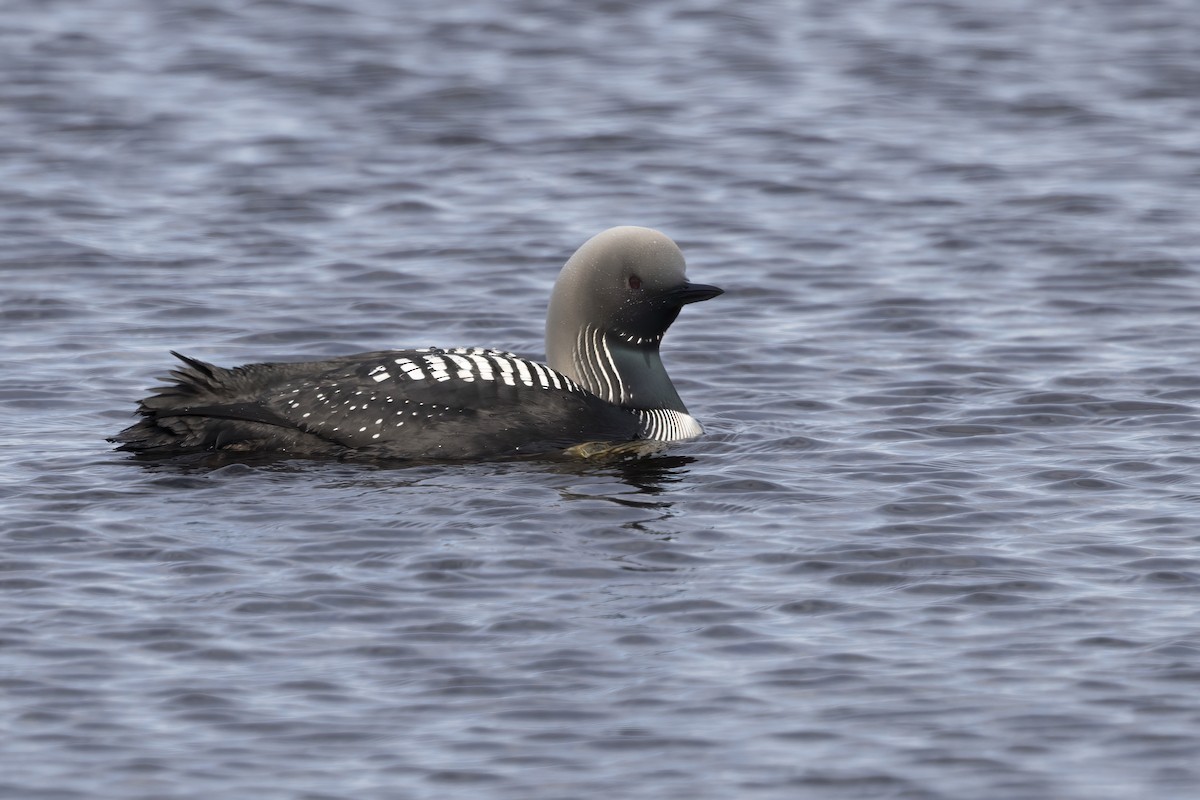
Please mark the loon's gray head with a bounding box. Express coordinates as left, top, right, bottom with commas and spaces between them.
544, 226, 722, 413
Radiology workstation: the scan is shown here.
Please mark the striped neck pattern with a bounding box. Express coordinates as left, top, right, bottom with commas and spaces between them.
571, 324, 631, 407
635, 408, 704, 441
567, 323, 687, 414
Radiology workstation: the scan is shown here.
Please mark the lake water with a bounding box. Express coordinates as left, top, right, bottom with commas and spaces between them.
3, 1, 1200, 798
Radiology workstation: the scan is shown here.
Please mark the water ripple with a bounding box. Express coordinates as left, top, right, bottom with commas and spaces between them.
4, 0, 1200, 798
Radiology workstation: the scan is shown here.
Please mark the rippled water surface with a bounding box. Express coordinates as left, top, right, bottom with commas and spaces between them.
4, 1, 1200, 798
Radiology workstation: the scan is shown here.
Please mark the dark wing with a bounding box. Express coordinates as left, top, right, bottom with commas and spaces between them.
254, 348, 639, 459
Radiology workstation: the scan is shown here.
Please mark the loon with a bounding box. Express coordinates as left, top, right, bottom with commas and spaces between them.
111, 226, 722, 461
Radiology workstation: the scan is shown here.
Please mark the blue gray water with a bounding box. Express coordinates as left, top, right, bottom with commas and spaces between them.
3, 1, 1200, 798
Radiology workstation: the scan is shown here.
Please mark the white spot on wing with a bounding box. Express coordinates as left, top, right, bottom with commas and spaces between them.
443, 353, 476, 381
394, 357, 426, 380
528, 361, 552, 389
468, 355, 495, 381
513, 358, 533, 387
424, 355, 450, 382
491, 355, 516, 386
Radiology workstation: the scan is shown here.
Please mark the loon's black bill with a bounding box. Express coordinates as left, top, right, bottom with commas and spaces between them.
674, 282, 724, 305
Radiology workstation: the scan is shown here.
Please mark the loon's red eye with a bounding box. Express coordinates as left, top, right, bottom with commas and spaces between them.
628, 275, 642, 290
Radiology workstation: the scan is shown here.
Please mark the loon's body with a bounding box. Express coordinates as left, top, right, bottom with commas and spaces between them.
112, 226, 722, 461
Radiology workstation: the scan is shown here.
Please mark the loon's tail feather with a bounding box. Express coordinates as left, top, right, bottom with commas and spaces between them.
109, 414, 226, 452
137, 351, 227, 408
110, 352, 293, 453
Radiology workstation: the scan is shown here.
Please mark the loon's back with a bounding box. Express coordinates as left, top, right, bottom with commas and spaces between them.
112, 348, 641, 460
